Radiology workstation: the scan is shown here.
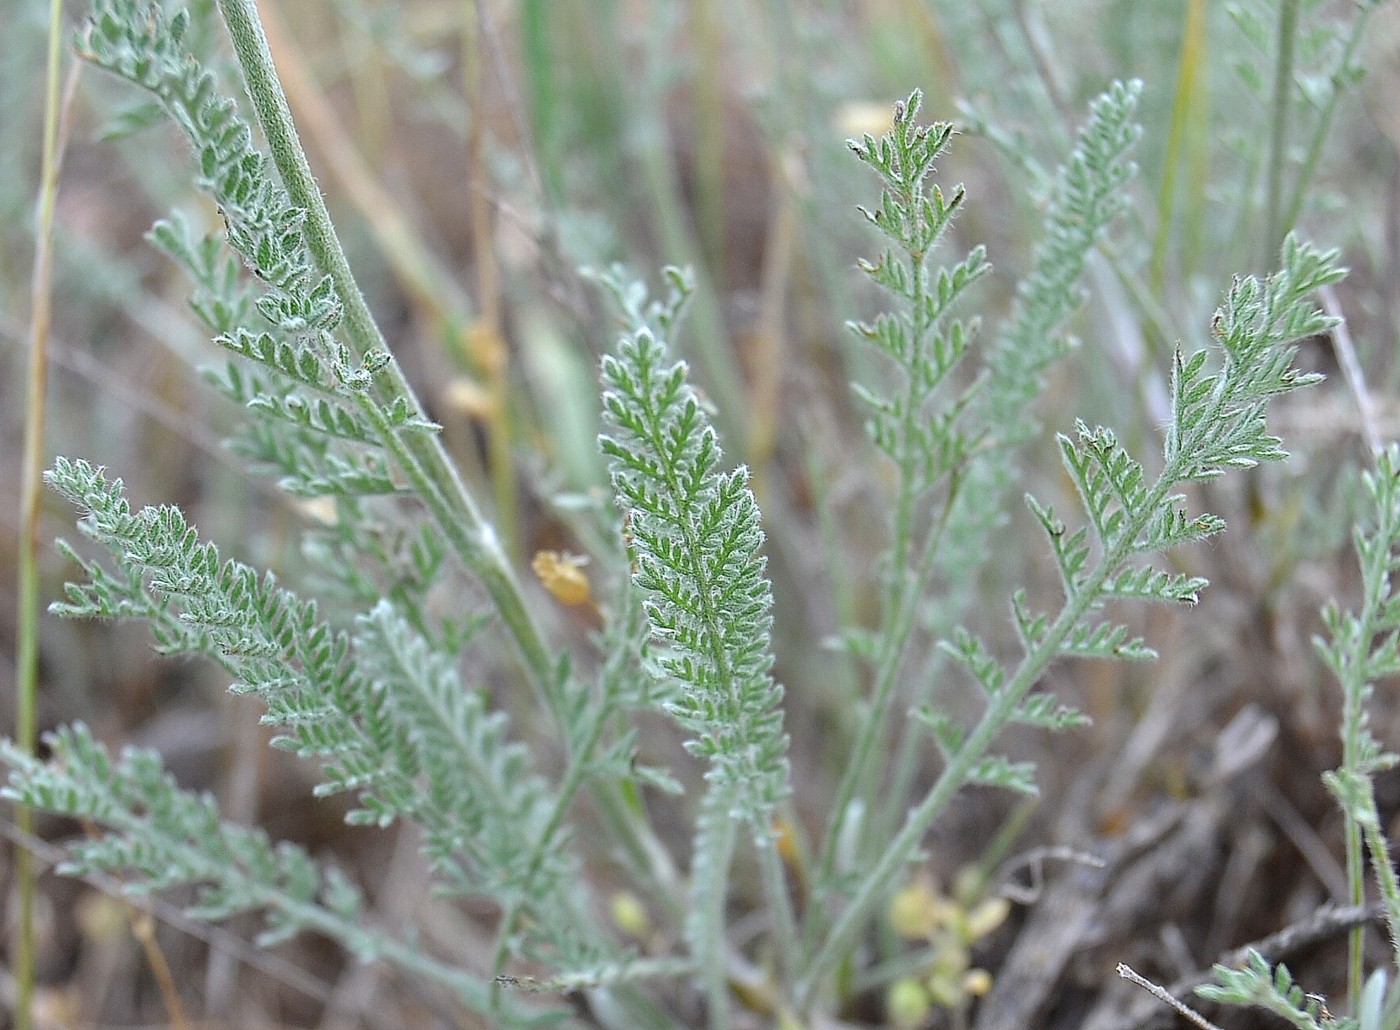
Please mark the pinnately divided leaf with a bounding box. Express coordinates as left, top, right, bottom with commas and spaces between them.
0, 722, 363, 941
1197, 950, 1332, 1029
599, 327, 790, 827
37, 458, 588, 964
1031, 236, 1340, 619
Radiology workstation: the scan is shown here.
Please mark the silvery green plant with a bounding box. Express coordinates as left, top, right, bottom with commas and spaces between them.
2, 1, 1348, 1027
594, 265, 794, 1018
821, 80, 1144, 873
1195, 446, 1400, 1030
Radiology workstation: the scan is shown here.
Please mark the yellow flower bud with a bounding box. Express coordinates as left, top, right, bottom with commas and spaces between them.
887, 976, 932, 1029
608, 889, 649, 939
532, 550, 592, 606
889, 878, 940, 939
962, 968, 994, 997
966, 896, 1011, 941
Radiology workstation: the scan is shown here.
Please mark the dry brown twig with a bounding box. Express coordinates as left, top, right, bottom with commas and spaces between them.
1117, 962, 1223, 1030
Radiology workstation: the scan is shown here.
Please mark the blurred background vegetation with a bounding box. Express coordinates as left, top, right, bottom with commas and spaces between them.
3, 0, 1400, 1026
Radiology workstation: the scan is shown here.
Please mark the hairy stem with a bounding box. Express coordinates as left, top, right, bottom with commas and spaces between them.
216, 0, 554, 703
694, 792, 739, 1030
214, 0, 674, 911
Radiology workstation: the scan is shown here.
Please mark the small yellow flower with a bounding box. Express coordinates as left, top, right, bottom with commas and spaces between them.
531, 550, 592, 606
608, 889, 649, 939
962, 968, 994, 997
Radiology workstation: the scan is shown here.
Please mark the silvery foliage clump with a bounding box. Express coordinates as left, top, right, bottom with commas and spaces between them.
1198, 447, 1400, 1030
1, 0, 1349, 1026
593, 266, 791, 1014
813, 82, 1142, 895
793, 88, 1341, 1005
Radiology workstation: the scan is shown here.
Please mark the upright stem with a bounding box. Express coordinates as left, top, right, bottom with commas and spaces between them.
14, 6, 68, 1028
1262, 0, 1297, 269
1281, 2, 1379, 236
215, 0, 674, 927
693, 792, 738, 1030
813, 166, 941, 902
796, 466, 1176, 1012
218, 0, 556, 710
756, 830, 800, 987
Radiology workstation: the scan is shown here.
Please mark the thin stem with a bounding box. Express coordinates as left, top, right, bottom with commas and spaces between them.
1337, 449, 1396, 1006
1262, 0, 1298, 269
14, 7, 70, 1028
864, 470, 967, 854
285, 895, 558, 1026
1152, 0, 1207, 292
130, 911, 192, 1029
1360, 808, 1400, 969
217, 0, 557, 712
813, 169, 937, 893
215, 0, 675, 945
756, 831, 799, 988
256, 2, 477, 331
696, 795, 739, 1030
1343, 798, 1366, 1006
1280, 2, 1379, 238
796, 461, 1181, 1012
488, 682, 657, 1010
1118, 963, 1225, 1030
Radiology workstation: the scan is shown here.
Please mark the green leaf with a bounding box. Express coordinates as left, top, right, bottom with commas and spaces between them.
600, 313, 789, 828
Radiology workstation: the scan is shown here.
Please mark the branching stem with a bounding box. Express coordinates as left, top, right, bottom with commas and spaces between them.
798, 464, 1177, 1010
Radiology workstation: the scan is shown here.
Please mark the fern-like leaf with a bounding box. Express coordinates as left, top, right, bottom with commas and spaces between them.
599, 326, 790, 827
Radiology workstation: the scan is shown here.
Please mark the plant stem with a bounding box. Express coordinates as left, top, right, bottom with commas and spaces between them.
1262, 0, 1298, 269
813, 183, 936, 895
1280, 2, 1379, 237
756, 829, 800, 987
863, 471, 966, 856
14, 7, 69, 1027
695, 792, 738, 1030
1152, 0, 1207, 292
219, 0, 554, 709
1342, 741, 1367, 1005
215, 0, 672, 931
1360, 809, 1400, 967
796, 462, 1181, 1012
1337, 450, 1393, 1007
